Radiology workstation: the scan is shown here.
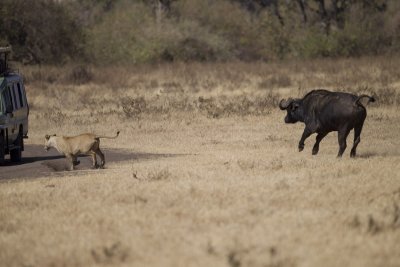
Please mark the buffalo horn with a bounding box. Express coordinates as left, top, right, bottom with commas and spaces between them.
279, 98, 293, 110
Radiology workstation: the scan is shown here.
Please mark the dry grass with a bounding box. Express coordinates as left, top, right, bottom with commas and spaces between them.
1, 57, 400, 267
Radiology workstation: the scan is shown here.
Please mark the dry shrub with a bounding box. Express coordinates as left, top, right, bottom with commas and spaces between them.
350, 202, 400, 235
21, 64, 93, 85
68, 65, 93, 85
22, 65, 60, 84
91, 242, 129, 264
195, 93, 279, 118
147, 168, 171, 181
258, 74, 292, 89
121, 97, 147, 118
118, 91, 279, 119
371, 87, 400, 106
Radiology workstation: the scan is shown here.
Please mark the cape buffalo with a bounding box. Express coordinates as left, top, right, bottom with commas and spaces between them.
279, 89, 375, 157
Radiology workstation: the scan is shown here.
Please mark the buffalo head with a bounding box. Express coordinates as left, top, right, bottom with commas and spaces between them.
279, 98, 303, 123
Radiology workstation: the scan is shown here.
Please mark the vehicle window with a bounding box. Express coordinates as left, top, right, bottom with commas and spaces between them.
0, 92, 4, 114
11, 84, 20, 109
4, 87, 13, 112
16, 83, 24, 107
6, 86, 14, 111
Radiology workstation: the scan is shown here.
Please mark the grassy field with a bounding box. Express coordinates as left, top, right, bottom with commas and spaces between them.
1, 57, 400, 267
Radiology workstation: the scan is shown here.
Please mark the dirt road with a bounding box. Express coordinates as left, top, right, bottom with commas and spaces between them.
0, 145, 177, 180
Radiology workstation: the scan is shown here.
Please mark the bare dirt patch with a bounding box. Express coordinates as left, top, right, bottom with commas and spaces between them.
0, 145, 180, 180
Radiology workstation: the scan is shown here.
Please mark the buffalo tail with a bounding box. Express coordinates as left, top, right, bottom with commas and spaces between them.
355, 95, 376, 107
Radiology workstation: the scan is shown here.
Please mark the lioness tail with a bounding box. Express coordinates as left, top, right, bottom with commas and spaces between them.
96, 131, 120, 139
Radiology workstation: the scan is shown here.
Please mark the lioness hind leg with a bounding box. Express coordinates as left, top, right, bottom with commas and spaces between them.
88, 151, 98, 169
95, 148, 105, 168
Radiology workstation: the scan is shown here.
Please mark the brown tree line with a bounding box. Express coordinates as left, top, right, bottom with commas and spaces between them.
0, 0, 398, 64
152, 0, 388, 29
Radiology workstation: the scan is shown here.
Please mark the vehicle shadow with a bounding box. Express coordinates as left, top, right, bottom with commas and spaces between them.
41, 150, 181, 172
2, 155, 66, 166
0, 145, 185, 180
356, 149, 400, 159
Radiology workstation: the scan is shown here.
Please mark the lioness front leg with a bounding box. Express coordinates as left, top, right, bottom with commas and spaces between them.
66, 154, 75, 171
89, 151, 98, 169
72, 155, 80, 166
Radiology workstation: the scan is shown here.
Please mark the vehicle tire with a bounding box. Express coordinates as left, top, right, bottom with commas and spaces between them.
10, 131, 23, 163
0, 132, 5, 165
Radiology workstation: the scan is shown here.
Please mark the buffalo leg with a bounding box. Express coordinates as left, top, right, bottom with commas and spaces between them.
312, 132, 328, 155
299, 127, 313, 152
350, 123, 364, 157
337, 128, 351, 157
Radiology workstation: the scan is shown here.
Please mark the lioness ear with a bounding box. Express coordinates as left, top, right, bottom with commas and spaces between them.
45, 135, 50, 140
53, 134, 56, 136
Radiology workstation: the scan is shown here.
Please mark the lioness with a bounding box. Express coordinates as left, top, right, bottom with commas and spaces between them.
44, 131, 120, 170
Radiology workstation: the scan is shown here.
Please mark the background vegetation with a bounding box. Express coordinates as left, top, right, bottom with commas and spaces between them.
1, 0, 400, 64
1, 2, 400, 266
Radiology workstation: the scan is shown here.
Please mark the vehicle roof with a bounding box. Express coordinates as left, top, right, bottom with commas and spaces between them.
0, 73, 23, 82
0, 74, 23, 92
2, 72, 22, 79
0, 47, 12, 53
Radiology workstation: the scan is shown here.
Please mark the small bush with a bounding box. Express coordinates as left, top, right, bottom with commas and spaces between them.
258, 74, 292, 89
121, 96, 147, 118
147, 168, 171, 181
68, 66, 93, 85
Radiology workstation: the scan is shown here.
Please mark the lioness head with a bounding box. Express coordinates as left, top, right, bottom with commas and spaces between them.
44, 134, 57, 151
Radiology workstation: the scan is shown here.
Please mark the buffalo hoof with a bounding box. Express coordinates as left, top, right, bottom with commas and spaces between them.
298, 147, 304, 152
312, 149, 319, 155
73, 160, 80, 166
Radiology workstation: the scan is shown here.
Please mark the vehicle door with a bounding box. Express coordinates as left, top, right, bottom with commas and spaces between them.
14, 81, 28, 135
11, 82, 24, 122
4, 83, 17, 142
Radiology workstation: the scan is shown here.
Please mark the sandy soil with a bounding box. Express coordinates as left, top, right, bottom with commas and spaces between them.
1, 60, 400, 267
1, 109, 400, 267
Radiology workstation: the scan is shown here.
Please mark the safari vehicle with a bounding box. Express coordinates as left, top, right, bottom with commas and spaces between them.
0, 47, 29, 164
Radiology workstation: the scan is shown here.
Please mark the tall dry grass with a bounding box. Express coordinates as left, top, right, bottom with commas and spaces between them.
1, 57, 400, 267
20, 56, 400, 125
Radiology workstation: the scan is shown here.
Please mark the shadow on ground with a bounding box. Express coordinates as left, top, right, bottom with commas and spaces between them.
356, 149, 400, 159
0, 144, 181, 180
